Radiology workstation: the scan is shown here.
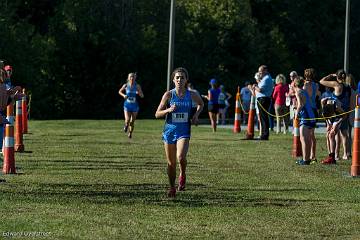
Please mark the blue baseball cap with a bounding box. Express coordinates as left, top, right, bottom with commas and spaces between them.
210, 78, 217, 84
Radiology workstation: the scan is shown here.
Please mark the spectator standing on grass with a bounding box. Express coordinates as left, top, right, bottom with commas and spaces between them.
240, 82, 251, 124
217, 85, 232, 125
155, 67, 204, 198
345, 74, 357, 149
286, 71, 298, 121
118, 72, 144, 138
294, 77, 316, 165
303, 68, 320, 162
272, 74, 289, 134
321, 97, 346, 164
252, 65, 273, 140
320, 70, 353, 160
249, 72, 262, 133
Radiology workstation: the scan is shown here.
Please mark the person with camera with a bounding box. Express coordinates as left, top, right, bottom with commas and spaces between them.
118, 72, 144, 138
320, 70, 353, 160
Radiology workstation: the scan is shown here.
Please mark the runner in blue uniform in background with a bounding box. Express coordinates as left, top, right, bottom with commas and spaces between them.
118, 73, 144, 138
155, 67, 204, 198
202, 79, 220, 132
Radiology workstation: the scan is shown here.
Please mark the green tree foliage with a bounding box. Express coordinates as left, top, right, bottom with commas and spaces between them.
0, 0, 357, 119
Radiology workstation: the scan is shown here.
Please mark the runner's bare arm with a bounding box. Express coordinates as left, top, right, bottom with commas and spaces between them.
137, 84, 144, 98
155, 91, 175, 118
118, 84, 127, 99
191, 91, 204, 125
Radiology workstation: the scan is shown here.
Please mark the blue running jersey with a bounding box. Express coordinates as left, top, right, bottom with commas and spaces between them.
209, 88, 220, 105
299, 90, 316, 128
124, 82, 139, 112
162, 89, 192, 144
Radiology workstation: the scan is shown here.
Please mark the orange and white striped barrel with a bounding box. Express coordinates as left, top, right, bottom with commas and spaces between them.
351, 95, 360, 176
246, 94, 256, 139
233, 86, 241, 133
292, 117, 302, 158
15, 99, 24, 152
3, 103, 16, 174
22, 89, 28, 134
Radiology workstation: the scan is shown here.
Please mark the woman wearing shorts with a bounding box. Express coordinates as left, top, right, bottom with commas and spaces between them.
202, 79, 220, 132
118, 73, 144, 138
294, 77, 316, 165
155, 67, 204, 198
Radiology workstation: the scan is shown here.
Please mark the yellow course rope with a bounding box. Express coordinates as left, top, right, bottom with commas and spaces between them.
256, 100, 290, 118
256, 99, 355, 121
239, 100, 249, 114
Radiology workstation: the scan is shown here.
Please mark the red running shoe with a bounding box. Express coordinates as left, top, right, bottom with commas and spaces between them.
321, 156, 336, 164
178, 175, 186, 191
167, 187, 176, 198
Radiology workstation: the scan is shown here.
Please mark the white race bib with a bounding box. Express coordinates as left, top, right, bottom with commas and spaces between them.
127, 97, 136, 103
172, 112, 188, 123
285, 96, 291, 106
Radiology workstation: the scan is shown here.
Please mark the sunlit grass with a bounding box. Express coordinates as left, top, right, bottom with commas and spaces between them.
0, 120, 359, 239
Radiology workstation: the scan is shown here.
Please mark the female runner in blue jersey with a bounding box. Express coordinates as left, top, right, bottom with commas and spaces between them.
294, 77, 316, 165
119, 73, 144, 138
155, 67, 204, 198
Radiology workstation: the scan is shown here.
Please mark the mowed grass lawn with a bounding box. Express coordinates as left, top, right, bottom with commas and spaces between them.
0, 119, 359, 239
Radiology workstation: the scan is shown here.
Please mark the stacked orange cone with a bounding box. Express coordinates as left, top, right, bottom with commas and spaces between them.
246, 94, 256, 139
3, 103, 16, 174
292, 117, 302, 159
22, 88, 28, 134
233, 86, 241, 133
351, 95, 360, 177
15, 99, 24, 152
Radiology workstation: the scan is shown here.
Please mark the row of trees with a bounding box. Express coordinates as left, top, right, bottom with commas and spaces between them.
0, 0, 359, 119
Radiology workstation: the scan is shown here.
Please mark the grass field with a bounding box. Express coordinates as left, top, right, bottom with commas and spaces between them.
0, 119, 359, 239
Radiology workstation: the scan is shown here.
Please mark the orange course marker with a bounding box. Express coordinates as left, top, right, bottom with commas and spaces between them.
292, 118, 302, 159
351, 95, 360, 177
233, 86, 241, 133
2, 103, 16, 174
246, 93, 256, 139
15, 99, 24, 152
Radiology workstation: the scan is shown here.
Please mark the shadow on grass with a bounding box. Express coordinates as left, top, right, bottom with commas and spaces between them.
24, 159, 201, 171
17, 150, 33, 154
1, 181, 318, 208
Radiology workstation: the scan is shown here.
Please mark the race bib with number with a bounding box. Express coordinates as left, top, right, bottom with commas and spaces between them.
172, 112, 188, 123
127, 96, 136, 103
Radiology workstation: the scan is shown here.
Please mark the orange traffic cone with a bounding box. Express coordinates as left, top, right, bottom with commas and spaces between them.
15, 99, 24, 152
292, 117, 302, 159
246, 94, 256, 139
351, 95, 360, 177
3, 103, 16, 174
233, 86, 241, 133
22, 88, 28, 134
